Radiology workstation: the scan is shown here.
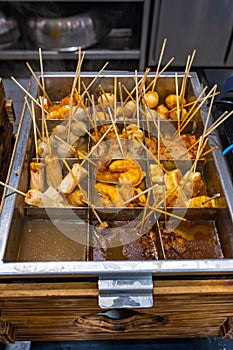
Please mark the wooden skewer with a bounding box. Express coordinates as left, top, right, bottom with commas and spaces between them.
135, 137, 159, 165
80, 119, 118, 168
0, 180, 27, 197
68, 51, 85, 143
180, 50, 196, 102
99, 84, 114, 113
169, 89, 219, 114
11, 76, 46, 112
145, 57, 175, 92
179, 54, 190, 101
26, 61, 52, 106
148, 205, 187, 222
123, 183, 158, 206
31, 101, 39, 163
25, 97, 42, 140
108, 107, 125, 159
202, 193, 220, 205
138, 67, 151, 100
39, 96, 52, 155
177, 86, 208, 128
192, 85, 217, 171
118, 81, 126, 129
157, 114, 161, 165
54, 135, 96, 166
152, 38, 167, 91
175, 73, 181, 136
39, 48, 46, 100
200, 145, 218, 158
139, 191, 151, 236
204, 109, 233, 138
124, 68, 151, 104
114, 76, 117, 121
179, 85, 219, 134
79, 82, 97, 130
135, 70, 140, 128
62, 159, 103, 225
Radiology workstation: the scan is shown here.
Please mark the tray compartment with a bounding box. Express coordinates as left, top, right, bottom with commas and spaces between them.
90, 219, 160, 261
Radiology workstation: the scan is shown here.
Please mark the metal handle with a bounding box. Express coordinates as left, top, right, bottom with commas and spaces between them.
98, 274, 153, 309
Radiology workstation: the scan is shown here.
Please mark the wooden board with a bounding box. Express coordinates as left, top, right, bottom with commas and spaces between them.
0, 279, 233, 342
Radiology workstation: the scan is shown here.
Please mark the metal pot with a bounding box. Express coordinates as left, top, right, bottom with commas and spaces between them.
27, 12, 99, 51
0, 11, 20, 49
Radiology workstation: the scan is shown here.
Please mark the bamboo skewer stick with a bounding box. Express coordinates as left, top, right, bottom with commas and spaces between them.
124, 68, 151, 104
108, 107, 125, 159
175, 73, 181, 136
135, 70, 140, 128
192, 85, 217, 172
25, 97, 42, 140
68, 50, 85, 144
170, 89, 218, 114
200, 145, 218, 158
39, 96, 52, 155
0, 181, 27, 197
31, 101, 39, 163
38, 48, 46, 100
123, 183, 158, 206
62, 159, 103, 225
118, 81, 126, 129
11, 76, 47, 112
114, 76, 117, 121
139, 191, 151, 236
179, 54, 190, 100
26, 62, 53, 106
202, 193, 220, 205
91, 94, 103, 126
54, 135, 96, 166
157, 115, 161, 165
80, 82, 98, 130
179, 85, 219, 134
148, 205, 187, 222
152, 38, 167, 91
145, 57, 175, 92
80, 120, 118, 168
177, 86, 208, 128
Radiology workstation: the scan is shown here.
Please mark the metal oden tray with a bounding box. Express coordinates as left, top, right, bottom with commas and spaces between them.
1, 72, 233, 309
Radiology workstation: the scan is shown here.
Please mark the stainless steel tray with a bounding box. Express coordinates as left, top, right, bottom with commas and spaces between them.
1, 71, 233, 308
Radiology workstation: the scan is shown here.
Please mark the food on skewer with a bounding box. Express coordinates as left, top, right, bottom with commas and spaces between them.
145, 133, 198, 160
156, 104, 169, 119
149, 164, 164, 183
108, 159, 145, 186
25, 187, 64, 207
122, 124, 144, 142
94, 157, 146, 207
58, 163, 87, 195
97, 92, 115, 105
169, 107, 188, 121
38, 137, 50, 157
67, 188, 87, 207
45, 155, 63, 189
29, 162, 45, 192
149, 164, 211, 208
165, 94, 186, 109
186, 195, 216, 208
180, 170, 205, 197
95, 158, 145, 187
143, 91, 159, 109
